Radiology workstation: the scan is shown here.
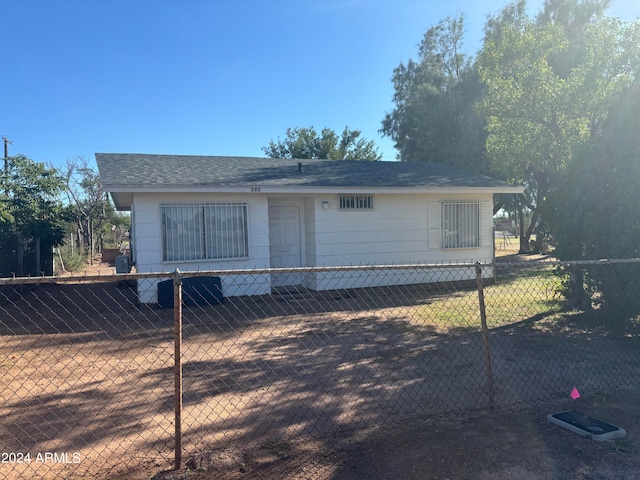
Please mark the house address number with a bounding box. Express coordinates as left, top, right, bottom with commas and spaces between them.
250, 187, 261, 192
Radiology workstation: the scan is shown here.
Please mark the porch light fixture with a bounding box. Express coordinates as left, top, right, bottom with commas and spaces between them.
322, 201, 329, 210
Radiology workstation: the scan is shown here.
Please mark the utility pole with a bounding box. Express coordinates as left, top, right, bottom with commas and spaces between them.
2, 136, 12, 196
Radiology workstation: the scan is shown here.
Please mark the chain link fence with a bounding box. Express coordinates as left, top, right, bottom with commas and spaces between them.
1, 259, 640, 478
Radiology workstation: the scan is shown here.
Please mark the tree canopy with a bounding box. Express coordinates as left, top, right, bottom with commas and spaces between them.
0, 155, 67, 276
381, 14, 487, 172
1, 155, 66, 242
477, 0, 640, 250
262, 126, 382, 160
382, 0, 640, 252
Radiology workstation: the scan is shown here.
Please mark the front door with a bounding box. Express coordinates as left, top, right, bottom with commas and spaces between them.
268, 205, 302, 287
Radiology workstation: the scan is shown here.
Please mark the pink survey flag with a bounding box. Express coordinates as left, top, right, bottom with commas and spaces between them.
570, 387, 580, 400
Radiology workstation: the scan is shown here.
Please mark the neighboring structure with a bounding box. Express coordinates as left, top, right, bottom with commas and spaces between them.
96, 154, 523, 302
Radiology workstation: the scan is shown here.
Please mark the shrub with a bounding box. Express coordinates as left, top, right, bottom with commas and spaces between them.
57, 246, 87, 273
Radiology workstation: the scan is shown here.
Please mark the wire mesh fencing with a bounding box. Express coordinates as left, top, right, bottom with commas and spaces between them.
1, 259, 640, 478
0, 274, 175, 479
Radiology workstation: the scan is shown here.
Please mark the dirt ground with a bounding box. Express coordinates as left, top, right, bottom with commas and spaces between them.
150, 385, 640, 480
2, 248, 639, 480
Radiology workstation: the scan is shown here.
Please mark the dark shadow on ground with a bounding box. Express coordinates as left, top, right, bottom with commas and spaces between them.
0, 279, 474, 338
145, 303, 640, 479
0, 282, 173, 336
327, 386, 640, 480
3, 277, 640, 479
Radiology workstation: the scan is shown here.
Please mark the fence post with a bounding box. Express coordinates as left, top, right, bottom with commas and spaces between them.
475, 262, 495, 409
173, 268, 183, 470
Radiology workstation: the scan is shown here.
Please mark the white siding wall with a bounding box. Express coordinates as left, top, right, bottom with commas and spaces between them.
132, 191, 495, 300
133, 192, 270, 302
309, 192, 494, 291
303, 198, 317, 265
479, 200, 493, 249
312, 193, 493, 264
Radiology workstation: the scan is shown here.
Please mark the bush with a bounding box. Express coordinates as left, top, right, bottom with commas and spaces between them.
56, 246, 87, 273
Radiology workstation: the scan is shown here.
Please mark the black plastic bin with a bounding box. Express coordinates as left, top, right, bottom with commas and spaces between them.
157, 276, 224, 308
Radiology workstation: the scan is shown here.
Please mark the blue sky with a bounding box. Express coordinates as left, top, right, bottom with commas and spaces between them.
2, 0, 638, 169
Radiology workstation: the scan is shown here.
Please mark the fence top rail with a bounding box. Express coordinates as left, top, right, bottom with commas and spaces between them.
2, 257, 638, 285
0, 262, 486, 285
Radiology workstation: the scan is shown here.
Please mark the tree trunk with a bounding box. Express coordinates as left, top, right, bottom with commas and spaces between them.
567, 266, 591, 311
522, 209, 540, 253
517, 197, 528, 253
75, 228, 82, 253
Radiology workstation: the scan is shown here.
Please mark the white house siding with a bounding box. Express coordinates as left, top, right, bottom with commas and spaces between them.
131, 191, 495, 301
132, 192, 271, 302
309, 192, 494, 291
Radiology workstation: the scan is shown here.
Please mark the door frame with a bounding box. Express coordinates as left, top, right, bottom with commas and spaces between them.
267, 198, 305, 286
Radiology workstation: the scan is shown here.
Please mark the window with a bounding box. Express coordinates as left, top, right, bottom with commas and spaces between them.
442, 201, 479, 249
339, 194, 373, 210
161, 203, 249, 261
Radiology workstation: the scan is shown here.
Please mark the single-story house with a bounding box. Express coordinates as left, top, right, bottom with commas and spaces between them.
96, 153, 523, 303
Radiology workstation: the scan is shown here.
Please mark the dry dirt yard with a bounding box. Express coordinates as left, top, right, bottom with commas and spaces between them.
153, 387, 640, 480
1, 257, 639, 480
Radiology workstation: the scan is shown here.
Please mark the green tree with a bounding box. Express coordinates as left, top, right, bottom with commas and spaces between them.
476, 0, 640, 252
549, 80, 640, 324
0, 155, 66, 276
381, 14, 488, 173
262, 126, 382, 160
483, 0, 528, 45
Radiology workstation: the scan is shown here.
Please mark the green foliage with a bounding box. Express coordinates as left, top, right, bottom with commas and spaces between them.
3, 154, 67, 242
476, 0, 640, 250
478, 21, 571, 179
548, 80, 640, 325
411, 265, 562, 331
0, 155, 66, 276
551, 81, 640, 260
57, 245, 87, 272
262, 126, 381, 161
381, 2, 640, 251
101, 207, 130, 248
381, 14, 488, 172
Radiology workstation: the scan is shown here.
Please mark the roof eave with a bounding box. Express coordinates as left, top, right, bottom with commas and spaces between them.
109, 192, 133, 211
102, 184, 524, 195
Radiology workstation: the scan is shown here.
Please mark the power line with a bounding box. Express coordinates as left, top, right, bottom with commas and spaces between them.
7, 135, 109, 151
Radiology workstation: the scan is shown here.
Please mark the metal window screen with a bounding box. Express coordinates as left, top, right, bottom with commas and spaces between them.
204, 203, 249, 259
442, 201, 480, 249
339, 195, 373, 210
161, 203, 248, 261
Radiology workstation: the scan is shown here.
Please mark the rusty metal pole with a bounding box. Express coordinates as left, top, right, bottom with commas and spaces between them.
475, 262, 495, 409
173, 269, 183, 469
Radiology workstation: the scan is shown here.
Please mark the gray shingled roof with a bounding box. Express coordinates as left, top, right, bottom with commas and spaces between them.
96, 153, 520, 190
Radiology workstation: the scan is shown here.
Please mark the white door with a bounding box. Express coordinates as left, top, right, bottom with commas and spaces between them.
268, 205, 302, 287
